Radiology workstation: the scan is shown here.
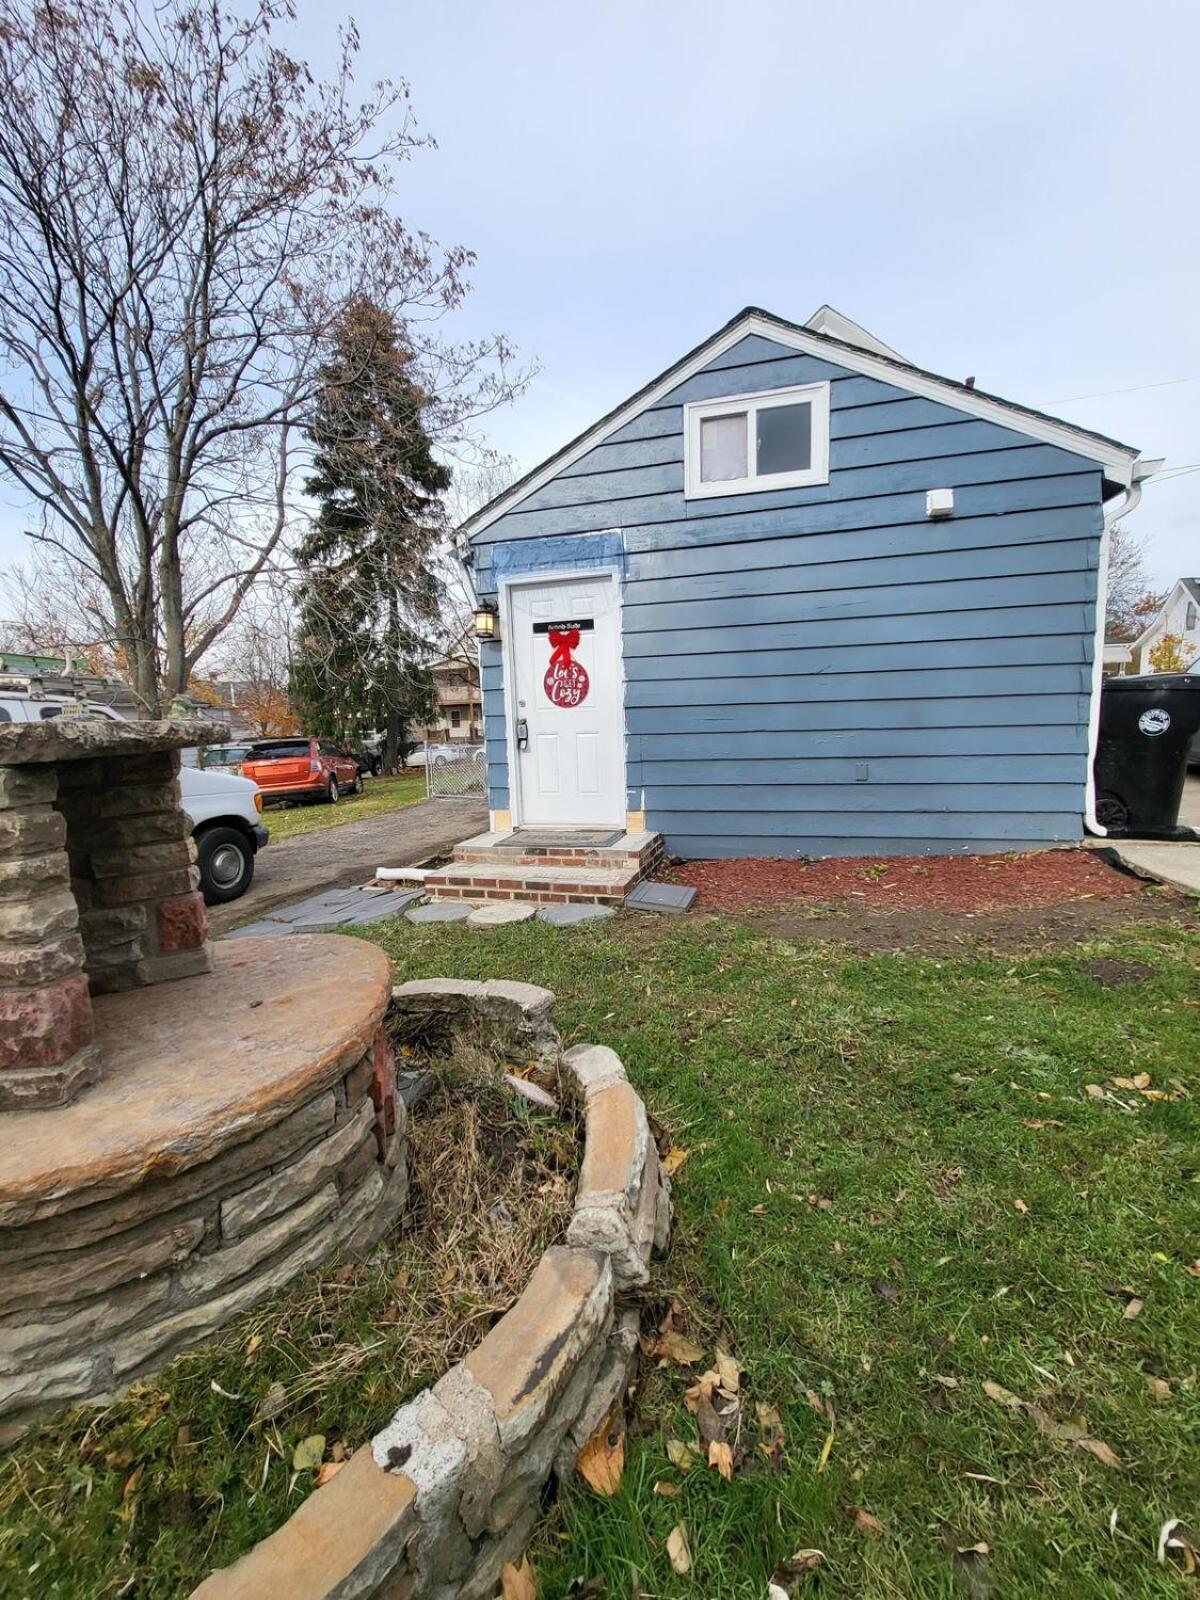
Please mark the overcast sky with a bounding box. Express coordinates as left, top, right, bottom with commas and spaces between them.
2, 0, 1197, 591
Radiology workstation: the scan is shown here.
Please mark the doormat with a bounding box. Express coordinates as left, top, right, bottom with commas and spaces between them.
510, 829, 624, 849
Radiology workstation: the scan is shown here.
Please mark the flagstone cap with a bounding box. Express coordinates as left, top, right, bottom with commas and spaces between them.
0, 716, 226, 766
0, 934, 392, 1224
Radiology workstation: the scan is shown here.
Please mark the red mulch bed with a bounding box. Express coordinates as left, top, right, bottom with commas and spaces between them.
672, 849, 1144, 914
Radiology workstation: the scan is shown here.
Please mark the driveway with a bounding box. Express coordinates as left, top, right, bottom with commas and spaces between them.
1180, 770, 1200, 831
208, 796, 486, 935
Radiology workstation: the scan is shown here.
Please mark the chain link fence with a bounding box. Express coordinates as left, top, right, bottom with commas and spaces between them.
421, 741, 487, 800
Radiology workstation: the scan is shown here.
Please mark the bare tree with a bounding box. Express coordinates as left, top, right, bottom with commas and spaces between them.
0, 0, 523, 713
1106, 522, 1166, 641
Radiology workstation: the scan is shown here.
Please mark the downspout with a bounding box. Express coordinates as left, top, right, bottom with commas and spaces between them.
1084, 458, 1161, 835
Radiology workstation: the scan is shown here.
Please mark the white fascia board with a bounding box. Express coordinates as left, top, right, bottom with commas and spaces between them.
463, 312, 1140, 541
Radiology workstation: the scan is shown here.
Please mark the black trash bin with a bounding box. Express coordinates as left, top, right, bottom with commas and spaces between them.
1093, 673, 1200, 839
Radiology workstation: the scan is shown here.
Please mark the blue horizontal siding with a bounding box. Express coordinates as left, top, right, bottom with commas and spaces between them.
626, 536, 1096, 609
626, 665, 1091, 709
628, 726, 1089, 761
480, 446, 1097, 544
641, 754, 1083, 784
623, 570, 1095, 635
648, 833, 1080, 860
623, 604, 1095, 657
646, 782, 1079, 813
645, 810, 1083, 841
623, 695, 1091, 735
475, 329, 1106, 853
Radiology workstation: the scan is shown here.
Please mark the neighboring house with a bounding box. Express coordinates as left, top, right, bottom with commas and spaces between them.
421, 647, 483, 743
461, 305, 1154, 859
1124, 577, 1200, 673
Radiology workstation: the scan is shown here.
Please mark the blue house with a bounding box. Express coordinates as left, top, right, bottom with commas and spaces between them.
460, 306, 1154, 862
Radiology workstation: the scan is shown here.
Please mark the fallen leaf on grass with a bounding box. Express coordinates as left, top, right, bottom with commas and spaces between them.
851, 1506, 887, 1537
653, 1479, 680, 1497
768, 1548, 825, 1595
1123, 1297, 1144, 1320
1085, 1084, 1106, 1099
1077, 1438, 1122, 1469
577, 1406, 625, 1496
315, 1460, 346, 1487
756, 1401, 786, 1464
1146, 1375, 1172, 1402
691, 1389, 728, 1448
122, 1464, 145, 1500
500, 1556, 537, 1599
666, 1437, 698, 1472
715, 1346, 741, 1392
872, 1280, 901, 1304
1158, 1518, 1198, 1574
292, 1434, 325, 1472
982, 1382, 1121, 1467
210, 1379, 242, 1400
1013, 1199, 1029, 1215
662, 1146, 689, 1176
932, 1375, 961, 1390
708, 1440, 734, 1480
667, 1523, 691, 1575
655, 1330, 706, 1366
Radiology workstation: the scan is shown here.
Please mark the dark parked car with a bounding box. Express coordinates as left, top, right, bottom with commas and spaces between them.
350, 746, 383, 778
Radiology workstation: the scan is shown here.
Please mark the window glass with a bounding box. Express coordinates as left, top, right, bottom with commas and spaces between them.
249, 740, 309, 760
39, 705, 62, 719
756, 401, 812, 477
699, 412, 747, 483
0, 706, 10, 722
1187, 602, 1197, 631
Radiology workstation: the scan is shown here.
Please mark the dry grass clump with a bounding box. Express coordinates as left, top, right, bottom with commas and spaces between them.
380, 1049, 578, 1375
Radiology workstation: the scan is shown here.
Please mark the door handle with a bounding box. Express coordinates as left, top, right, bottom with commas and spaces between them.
516, 718, 529, 751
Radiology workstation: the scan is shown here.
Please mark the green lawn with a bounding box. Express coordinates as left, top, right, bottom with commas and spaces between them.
262, 772, 426, 842
1, 908, 1197, 1597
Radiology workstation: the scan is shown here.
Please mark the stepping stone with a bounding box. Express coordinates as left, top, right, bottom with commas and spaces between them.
536, 903, 615, 927
467, 902, 537, 927
625, 880, 697, 915
406, 901, 472, 924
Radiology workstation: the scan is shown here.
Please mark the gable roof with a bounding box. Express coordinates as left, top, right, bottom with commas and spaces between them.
462, 306, 1143, 542
1128, 577, 1200, 651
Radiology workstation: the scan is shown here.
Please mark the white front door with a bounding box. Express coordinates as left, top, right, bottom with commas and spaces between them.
507, 573, 625, 827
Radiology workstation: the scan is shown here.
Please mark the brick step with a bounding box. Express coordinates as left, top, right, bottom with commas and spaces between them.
451, 829, 665, 875
424, 859, 643, 907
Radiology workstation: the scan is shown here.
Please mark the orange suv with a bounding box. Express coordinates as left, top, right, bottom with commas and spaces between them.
241, 737, 363, 805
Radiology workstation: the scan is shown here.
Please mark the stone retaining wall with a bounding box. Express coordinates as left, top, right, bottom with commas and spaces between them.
0, 1028, 406, 1445
193, 981, 670, 1600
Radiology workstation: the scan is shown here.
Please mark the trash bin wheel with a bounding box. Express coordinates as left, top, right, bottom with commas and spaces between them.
1095, 791, 1130, 831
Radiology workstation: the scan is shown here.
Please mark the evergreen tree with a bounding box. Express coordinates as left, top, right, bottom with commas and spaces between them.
293, 300, 449, 767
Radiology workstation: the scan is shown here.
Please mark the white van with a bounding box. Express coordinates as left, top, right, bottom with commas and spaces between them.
0, 695, 269, 904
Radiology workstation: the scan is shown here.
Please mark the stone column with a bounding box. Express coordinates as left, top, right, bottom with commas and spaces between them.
0, 765, 99, 1110
57, 749, 212, 993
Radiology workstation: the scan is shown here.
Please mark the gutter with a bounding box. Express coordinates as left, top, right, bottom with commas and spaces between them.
1084, 458, 1163, 836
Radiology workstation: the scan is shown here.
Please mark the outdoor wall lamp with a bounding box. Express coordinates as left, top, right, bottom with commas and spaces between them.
473, 601, 499, 641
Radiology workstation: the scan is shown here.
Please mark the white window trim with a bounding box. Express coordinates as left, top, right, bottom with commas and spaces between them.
684, 381, 831, 499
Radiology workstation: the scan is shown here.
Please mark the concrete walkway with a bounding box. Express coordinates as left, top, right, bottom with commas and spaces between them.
209, 797, 486, 935
1105, 774, 1200, 896
1108, 841, 1200, 896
